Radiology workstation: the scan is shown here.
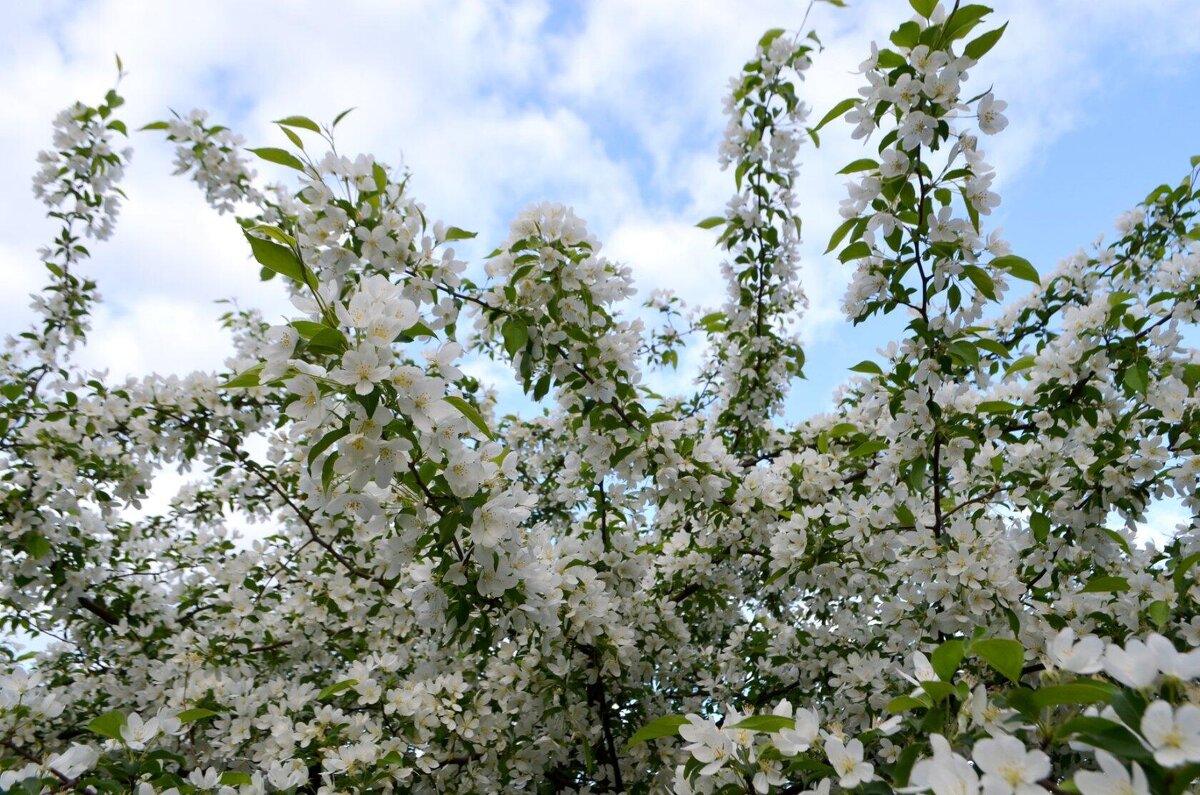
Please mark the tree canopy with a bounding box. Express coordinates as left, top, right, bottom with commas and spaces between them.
3, 2, 1200, 794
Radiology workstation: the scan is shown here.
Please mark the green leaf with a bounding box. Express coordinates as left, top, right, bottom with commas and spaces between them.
1004, 687, 1039, 721
1079, 575, 1130, 594
1173, 552, 1200, 594
978, 400, 1019, 414
758, 28, 787, 48
972, 638, 1025, 683
696, 216, 726, 229
909, 0, 937, 18
140, 121, 170, 131
1148, 600, 1171, 628
730, 714, 794, 732
332, 107, 356, 127
1183, 363, 1200, 390
176, 707, 219, 723
735, 159, 751, 191
402, 321, 436, 340
964, 22, 1007, 61
1123, 361, 1149, 395
1030, 512, 1050, 543
278, 129, 302, 152
87, 710, 126, 740
1101, 527, 1132, 555
1110, 690, 1148, 732
962, 264, 997, 300
317, 679, 358, 700
943, 4, 993, 42
1031, 680, 1115, 708
826, 216, 861, 254
838, 158, 879, 174
298, 326, 348, 354
893, 741, 926, 788
1170, 765, 1200, 795
848, 439, 887, 458
991, 255, 1039, 285
850, 360, 883, 375
626, 715, 688, 749
248, 147, 306, 172
444, 226, 477, 241
975, 338, 1010, 358
282, 127, 305, 149
949, 340, 980, 368
274, 115, 321, 132
1005, 355, 1036, 376
921, 680, 956, 702
931, 639, 965, 681
221, 365, 264, 389
307, 426, 350, 469
243, 230, 315, 289
251, 224, 297, 248
24, 534, 51, 559
813, 98, 859, 133
876, 49, 908, 68
501, 317, 530, 357
890, 21, 921, 49
220, 772, 253, 787
444, 396, 495, 440
887, 695, 929, 714
321, 451, 339, 493
838, 241, 872, 263
1059, 719, 1153, 763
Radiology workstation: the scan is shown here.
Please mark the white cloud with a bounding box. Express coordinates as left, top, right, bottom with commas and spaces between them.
81, 296, 240, 378
605, 218, 725, 310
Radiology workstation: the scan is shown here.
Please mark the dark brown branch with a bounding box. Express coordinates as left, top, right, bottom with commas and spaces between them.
585, 647, 625, 793
931, 434, 943, 541
76, 596, 119, 626
150, 406, 387, 588
941, 486, 1004, 522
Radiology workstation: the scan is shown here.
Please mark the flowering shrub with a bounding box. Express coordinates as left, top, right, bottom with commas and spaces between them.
3, 2, 1200, 793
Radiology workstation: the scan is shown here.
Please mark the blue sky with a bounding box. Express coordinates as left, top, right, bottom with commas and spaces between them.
2, 0, 1199, 427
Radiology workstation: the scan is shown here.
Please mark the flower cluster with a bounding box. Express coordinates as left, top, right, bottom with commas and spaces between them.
153, 109, 265, 213
705, 28, 814, 456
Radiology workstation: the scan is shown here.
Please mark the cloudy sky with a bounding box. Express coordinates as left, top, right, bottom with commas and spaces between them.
2, 0, 1199, 419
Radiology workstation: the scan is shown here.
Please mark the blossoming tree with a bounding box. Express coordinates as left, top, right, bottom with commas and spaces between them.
3, 1, 1200, 793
